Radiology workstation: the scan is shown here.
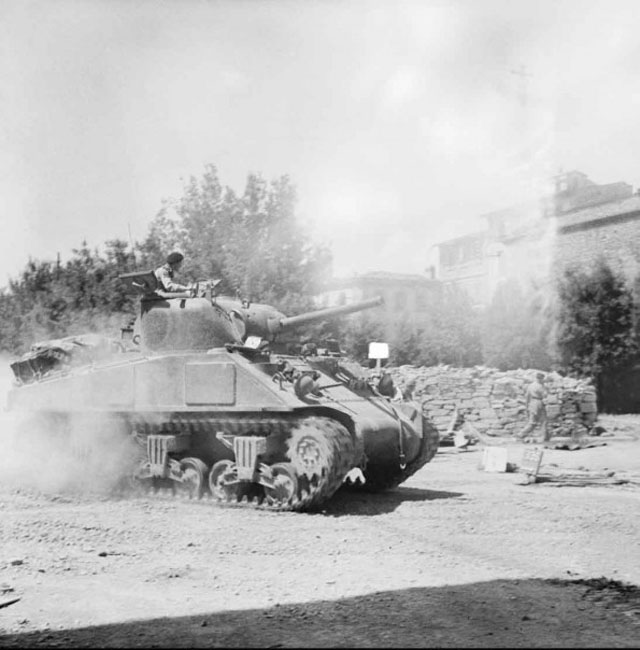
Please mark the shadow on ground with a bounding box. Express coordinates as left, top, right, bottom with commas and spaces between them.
321, 485, 465, 516
1, 577, 638, 648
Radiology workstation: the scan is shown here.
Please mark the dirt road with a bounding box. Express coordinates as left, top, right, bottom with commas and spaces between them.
1, 422, 639, 647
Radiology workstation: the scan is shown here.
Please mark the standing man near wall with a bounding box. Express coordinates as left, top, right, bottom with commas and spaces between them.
518, 372, 549, 443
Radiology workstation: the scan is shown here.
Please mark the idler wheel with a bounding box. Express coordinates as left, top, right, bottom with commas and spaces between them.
173, 457, 208, 499
209, 459, 243, 502
263, 462, 298, 507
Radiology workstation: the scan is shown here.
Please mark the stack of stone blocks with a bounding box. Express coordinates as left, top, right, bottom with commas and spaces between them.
390, 365, 597, 439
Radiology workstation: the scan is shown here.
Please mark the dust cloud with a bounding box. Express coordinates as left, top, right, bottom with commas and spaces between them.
0, 354, 141, 496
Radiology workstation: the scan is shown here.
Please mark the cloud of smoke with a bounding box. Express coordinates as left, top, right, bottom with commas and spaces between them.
0, 354, 142, 496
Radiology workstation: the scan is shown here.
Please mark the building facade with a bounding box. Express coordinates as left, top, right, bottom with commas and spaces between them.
315, 272, 441, 337
436, 170, 640, 308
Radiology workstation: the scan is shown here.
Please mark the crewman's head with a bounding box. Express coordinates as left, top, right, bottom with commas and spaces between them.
166, 251, 184, 268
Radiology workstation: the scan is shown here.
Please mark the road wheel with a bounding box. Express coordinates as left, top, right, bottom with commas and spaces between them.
263, 462, 298, 507
209, 459, 243, 502
173, 457, 208, 499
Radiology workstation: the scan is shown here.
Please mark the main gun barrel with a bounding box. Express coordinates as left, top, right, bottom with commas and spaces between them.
277, 296, 384, 332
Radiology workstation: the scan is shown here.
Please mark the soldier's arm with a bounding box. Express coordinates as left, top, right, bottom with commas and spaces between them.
156, 267, 190, 292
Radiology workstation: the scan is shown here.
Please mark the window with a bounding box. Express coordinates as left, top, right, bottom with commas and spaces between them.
463, 238, 482, 262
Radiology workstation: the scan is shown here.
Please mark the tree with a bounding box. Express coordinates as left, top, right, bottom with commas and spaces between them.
420, 285, 482, 366
342, 312, 392, 364
0, 241, 138, 354
389, 320, 424, 366
0, 163, 329, 355
136, 200, 188, 270
138, 165, 332, 313
307, 284, 482, 368
482, 279, 554, 370
555, 259, 638, 395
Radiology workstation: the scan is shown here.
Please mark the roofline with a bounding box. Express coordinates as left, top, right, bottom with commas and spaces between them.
435, 231, 486, 248
559, 208, 640, 234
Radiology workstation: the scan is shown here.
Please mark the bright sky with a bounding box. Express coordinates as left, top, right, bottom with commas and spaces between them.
1, 0, 640, 287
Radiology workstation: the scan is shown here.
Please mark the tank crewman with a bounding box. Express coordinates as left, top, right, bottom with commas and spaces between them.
154, 251, 192, 293
518, 371, 550, 443
377, 371, 403, 402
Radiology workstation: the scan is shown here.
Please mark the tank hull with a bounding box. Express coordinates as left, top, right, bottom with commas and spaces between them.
7, 346, 438, 510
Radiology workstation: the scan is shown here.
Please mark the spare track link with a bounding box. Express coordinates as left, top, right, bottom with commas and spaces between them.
132, 414, 355, 512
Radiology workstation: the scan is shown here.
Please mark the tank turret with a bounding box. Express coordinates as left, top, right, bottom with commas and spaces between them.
118, 271, 384, 352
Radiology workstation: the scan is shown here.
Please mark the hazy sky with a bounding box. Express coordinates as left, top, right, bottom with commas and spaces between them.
1, 0, 640, 286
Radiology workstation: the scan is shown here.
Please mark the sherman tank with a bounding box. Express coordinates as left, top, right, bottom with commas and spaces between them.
6, 271, 439, 511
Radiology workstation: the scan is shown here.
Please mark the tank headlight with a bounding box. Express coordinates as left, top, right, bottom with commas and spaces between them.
294, 374, 319, 399
229, 310, 247, 340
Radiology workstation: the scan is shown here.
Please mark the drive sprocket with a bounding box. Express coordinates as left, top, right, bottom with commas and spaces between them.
284, 416, 355, 511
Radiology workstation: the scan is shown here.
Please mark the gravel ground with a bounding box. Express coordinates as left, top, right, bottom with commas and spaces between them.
0, 415, 639, 647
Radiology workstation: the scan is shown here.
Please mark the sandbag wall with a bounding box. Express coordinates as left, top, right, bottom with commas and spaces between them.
390, 365, 597, 438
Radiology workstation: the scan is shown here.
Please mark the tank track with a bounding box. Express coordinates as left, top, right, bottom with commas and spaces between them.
130, 414, 355, 512
356, 416, 440, 492
284, 416, 356, 510
130, 414, 292, 437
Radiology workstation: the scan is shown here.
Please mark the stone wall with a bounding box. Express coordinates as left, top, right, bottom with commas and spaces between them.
390, 365, 597, 438
556, 210, 640, 282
